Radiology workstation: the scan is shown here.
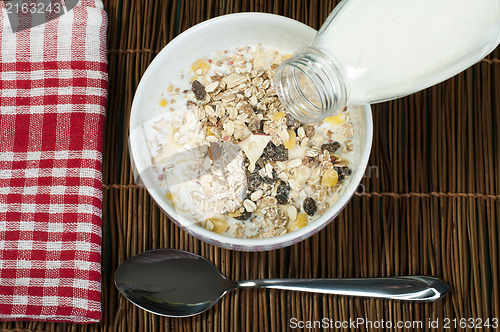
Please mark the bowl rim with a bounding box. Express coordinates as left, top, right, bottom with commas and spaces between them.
129, 12, 374, 251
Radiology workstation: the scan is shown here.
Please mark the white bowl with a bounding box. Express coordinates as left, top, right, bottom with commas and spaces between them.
129, 13, 373, 251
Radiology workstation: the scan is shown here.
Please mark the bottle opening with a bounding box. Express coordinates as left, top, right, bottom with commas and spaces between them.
274, 47, 347, 124
292, 69, 322, 109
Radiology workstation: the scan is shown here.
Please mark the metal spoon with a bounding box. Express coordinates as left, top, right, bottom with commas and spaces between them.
114, 249, 450, 317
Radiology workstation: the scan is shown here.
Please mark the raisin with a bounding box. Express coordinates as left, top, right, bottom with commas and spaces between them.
262, 169, 277, 184
248, 172, 263, 191
255, 158, 266, 171
261, 142, 288, 161
303, 197, 317, 216
333, 166, 352, 180
321, 141, 341, 154
276, 195, 287, 205
234, 210, 252, 220
276, 180, 290, 205
192, 80, 206, 101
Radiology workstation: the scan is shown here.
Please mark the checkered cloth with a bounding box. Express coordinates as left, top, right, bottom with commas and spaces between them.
0, 0, 107, 323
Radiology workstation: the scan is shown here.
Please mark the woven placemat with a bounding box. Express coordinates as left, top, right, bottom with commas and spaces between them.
2, 0, 499, 331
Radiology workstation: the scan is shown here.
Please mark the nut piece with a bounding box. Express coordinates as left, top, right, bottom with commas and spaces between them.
208, 142, 222, 161
304, 125, 315, 138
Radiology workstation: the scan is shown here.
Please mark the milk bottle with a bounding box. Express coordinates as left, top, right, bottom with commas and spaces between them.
275, 0, 500, 123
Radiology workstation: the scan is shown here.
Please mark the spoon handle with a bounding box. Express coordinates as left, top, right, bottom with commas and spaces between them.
237, 276, 449, 302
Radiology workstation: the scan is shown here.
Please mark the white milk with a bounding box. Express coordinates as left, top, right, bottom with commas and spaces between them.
313, 0, 500, 104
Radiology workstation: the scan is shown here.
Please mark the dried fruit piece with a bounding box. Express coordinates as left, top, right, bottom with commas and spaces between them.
276, 180, 290, 205
227, 210, 242, 218
159, 98, 168, 107
287, 212, 308, 232
208, 217, 227, 234
262, 168, 277, 184
261, 141, 288, 161
234, 210, 252, 220
333, 165, 352, 180
297, 213, 308, 228
321, 141, 341, 154
323, 114, 346, 125
271, 111, 286, 120
191, 59, 210, 75
192, 80, 206, 100
321, 168, 339, 187
283, 130, 297, 150
303, 197, 317, 216
248, 172, 263, 191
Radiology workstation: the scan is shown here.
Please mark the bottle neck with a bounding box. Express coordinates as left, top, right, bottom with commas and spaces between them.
274, 47, 347, 124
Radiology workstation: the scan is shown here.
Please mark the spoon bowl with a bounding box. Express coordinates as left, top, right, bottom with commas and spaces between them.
114, 249, 236, 317
115, 249, 450, 317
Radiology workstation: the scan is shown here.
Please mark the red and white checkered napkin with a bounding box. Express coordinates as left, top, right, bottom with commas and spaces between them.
0, 0, 107, 323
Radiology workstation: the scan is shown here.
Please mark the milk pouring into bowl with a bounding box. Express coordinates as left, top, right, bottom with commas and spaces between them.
275, 0, 500, 123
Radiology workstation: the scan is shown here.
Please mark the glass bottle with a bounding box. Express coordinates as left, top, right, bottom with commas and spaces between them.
274, 0, 500, 123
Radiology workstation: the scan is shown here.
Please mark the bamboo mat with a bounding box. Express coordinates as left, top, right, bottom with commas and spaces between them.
2, 0, 499, 331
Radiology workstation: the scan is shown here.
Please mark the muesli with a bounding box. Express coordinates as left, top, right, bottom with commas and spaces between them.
148, 44, 356, 239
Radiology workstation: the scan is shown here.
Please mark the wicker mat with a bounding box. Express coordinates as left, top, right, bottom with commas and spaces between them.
2, 0, 499, 331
